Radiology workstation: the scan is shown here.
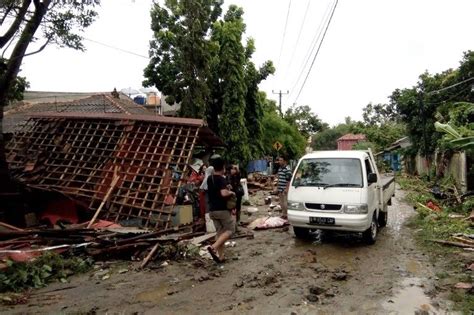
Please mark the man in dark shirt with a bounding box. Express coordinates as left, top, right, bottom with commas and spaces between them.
207, 157, 235, 263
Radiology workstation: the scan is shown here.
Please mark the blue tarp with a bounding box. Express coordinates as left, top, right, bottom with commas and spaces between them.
247, 159, 268, 173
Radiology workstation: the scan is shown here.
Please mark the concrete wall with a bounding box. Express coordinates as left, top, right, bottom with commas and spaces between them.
408, 151, 468, 192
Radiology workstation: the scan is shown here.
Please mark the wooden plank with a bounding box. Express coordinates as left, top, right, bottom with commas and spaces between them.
190, 233, 217, 246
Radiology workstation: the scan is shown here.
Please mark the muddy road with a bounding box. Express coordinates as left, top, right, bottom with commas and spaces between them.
4, 188, 455, 314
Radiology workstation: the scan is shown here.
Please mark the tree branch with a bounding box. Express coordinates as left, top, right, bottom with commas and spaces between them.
23, 37, 49, 57
1, 33, 18, 58
0, 5, 13, 26
0, 0, 31, 49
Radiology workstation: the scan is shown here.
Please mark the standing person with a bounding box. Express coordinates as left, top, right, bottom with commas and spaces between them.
277, 156, 291, 219
228, 164, 243, 227
207, 157, 235, 263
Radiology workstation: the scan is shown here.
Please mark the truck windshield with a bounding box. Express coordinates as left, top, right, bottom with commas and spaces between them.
292, 158, 363, 188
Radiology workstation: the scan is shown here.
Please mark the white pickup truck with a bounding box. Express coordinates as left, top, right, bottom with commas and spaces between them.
287, 150, 395, 244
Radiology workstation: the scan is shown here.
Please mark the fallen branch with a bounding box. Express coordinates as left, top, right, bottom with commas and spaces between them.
429, 239, 474, 248
452, 236, 474, 246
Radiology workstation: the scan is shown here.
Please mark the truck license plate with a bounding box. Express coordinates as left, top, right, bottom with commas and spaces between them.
310, 217, 335, 225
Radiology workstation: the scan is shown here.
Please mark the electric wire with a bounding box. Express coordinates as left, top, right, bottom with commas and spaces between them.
288, 0, 333, 99
84, 37, 149, 59
426, 77, 474, 95
293, 0, 339, 104
276, 0, 292, 74
284, 0, 311, 79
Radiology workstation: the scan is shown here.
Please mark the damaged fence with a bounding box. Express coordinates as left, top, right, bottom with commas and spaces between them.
5, 112, 223, 229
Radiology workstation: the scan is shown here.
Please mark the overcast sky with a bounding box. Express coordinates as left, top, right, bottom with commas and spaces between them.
19, 0, 474, 125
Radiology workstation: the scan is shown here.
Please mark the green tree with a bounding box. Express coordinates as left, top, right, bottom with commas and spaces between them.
0, 0, 99, 192
362, 102, 399, 126
0, 59, 29, 104
284, 104, 328, 138
144, 2, 275, 164
312, 121, 355, 150
392, 51, 474, 157
352, 122, 406, 153
243, 46, 274, 157
262, 109, 306, 160
212, 5, 249, 164
143, 0, 222, 118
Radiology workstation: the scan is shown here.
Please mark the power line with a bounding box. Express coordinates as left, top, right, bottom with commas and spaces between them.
83, 37, 149, 59
293, 0, 339, 104
288, 1, 333, 99
284, 0, 311, 78
276, 0, 292, 72
426, 76, 474, 95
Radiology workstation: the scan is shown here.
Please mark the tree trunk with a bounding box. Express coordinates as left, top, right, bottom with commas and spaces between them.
0, 0, 50, 193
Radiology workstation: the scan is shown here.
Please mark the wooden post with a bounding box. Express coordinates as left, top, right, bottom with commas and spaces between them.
87, 167, 120, 229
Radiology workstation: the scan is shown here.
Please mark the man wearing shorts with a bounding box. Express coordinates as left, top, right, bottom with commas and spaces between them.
207, 157, 235, 263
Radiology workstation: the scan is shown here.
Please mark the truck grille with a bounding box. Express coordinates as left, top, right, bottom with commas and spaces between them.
305, 203, 342, 211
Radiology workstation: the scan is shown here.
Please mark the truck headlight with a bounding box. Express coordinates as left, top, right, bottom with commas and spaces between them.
343, 204, 368, 214
288, 201, 304, 211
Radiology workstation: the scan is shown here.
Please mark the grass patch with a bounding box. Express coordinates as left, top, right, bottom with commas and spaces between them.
0, 252, 93, 294
448, 291, 474, 315
397, 175, 474, 314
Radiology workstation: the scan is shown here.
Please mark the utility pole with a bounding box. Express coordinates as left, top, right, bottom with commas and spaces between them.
272, 90, 289, 117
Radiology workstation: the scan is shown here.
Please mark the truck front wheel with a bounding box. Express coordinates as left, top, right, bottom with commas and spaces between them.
293, 227, 311, 239
362, 216, 377, 245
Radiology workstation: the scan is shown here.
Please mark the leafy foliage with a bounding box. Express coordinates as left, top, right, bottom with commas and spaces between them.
244, 61, 275, 158
0, 252, 92, 293
0, 0, 99, 104
312, 122, 352, 150
144, 1, 276, 163
262, 107, 306, 160
362, 102, 400, 126
143, 0, 222, 118
0, 59, 29, 103
284, 105, 328, 139
212, 5, 249, 164
391, 51, 474, 157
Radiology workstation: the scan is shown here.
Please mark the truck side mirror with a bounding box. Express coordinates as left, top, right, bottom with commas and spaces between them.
368, 173, 377, 184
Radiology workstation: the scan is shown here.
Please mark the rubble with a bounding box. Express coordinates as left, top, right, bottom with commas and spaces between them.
0, 224, 201, 267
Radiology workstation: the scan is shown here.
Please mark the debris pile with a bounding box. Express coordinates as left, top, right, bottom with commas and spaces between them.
0, 223, 203, 269
246, 173, 275, 192
5, 113, 223, 230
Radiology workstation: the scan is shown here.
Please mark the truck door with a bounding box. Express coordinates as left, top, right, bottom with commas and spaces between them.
364, 158, 378, 213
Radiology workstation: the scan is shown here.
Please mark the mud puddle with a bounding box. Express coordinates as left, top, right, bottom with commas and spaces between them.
382, 278, 436, 314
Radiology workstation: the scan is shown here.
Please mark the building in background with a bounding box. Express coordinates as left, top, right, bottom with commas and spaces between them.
337, 134, 366, 150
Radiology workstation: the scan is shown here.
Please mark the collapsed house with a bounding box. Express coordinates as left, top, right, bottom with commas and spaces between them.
5, 111, 223, 230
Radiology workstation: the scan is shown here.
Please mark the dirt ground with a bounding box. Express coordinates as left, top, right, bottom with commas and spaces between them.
2, 187, 459, 314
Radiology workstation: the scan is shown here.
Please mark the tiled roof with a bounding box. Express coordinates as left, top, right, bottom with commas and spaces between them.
337, 133, 366, 141
3, 94, 151, 133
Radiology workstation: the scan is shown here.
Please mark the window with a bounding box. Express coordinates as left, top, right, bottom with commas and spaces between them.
292, 158, 363, 188
364, 159, 372, 176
